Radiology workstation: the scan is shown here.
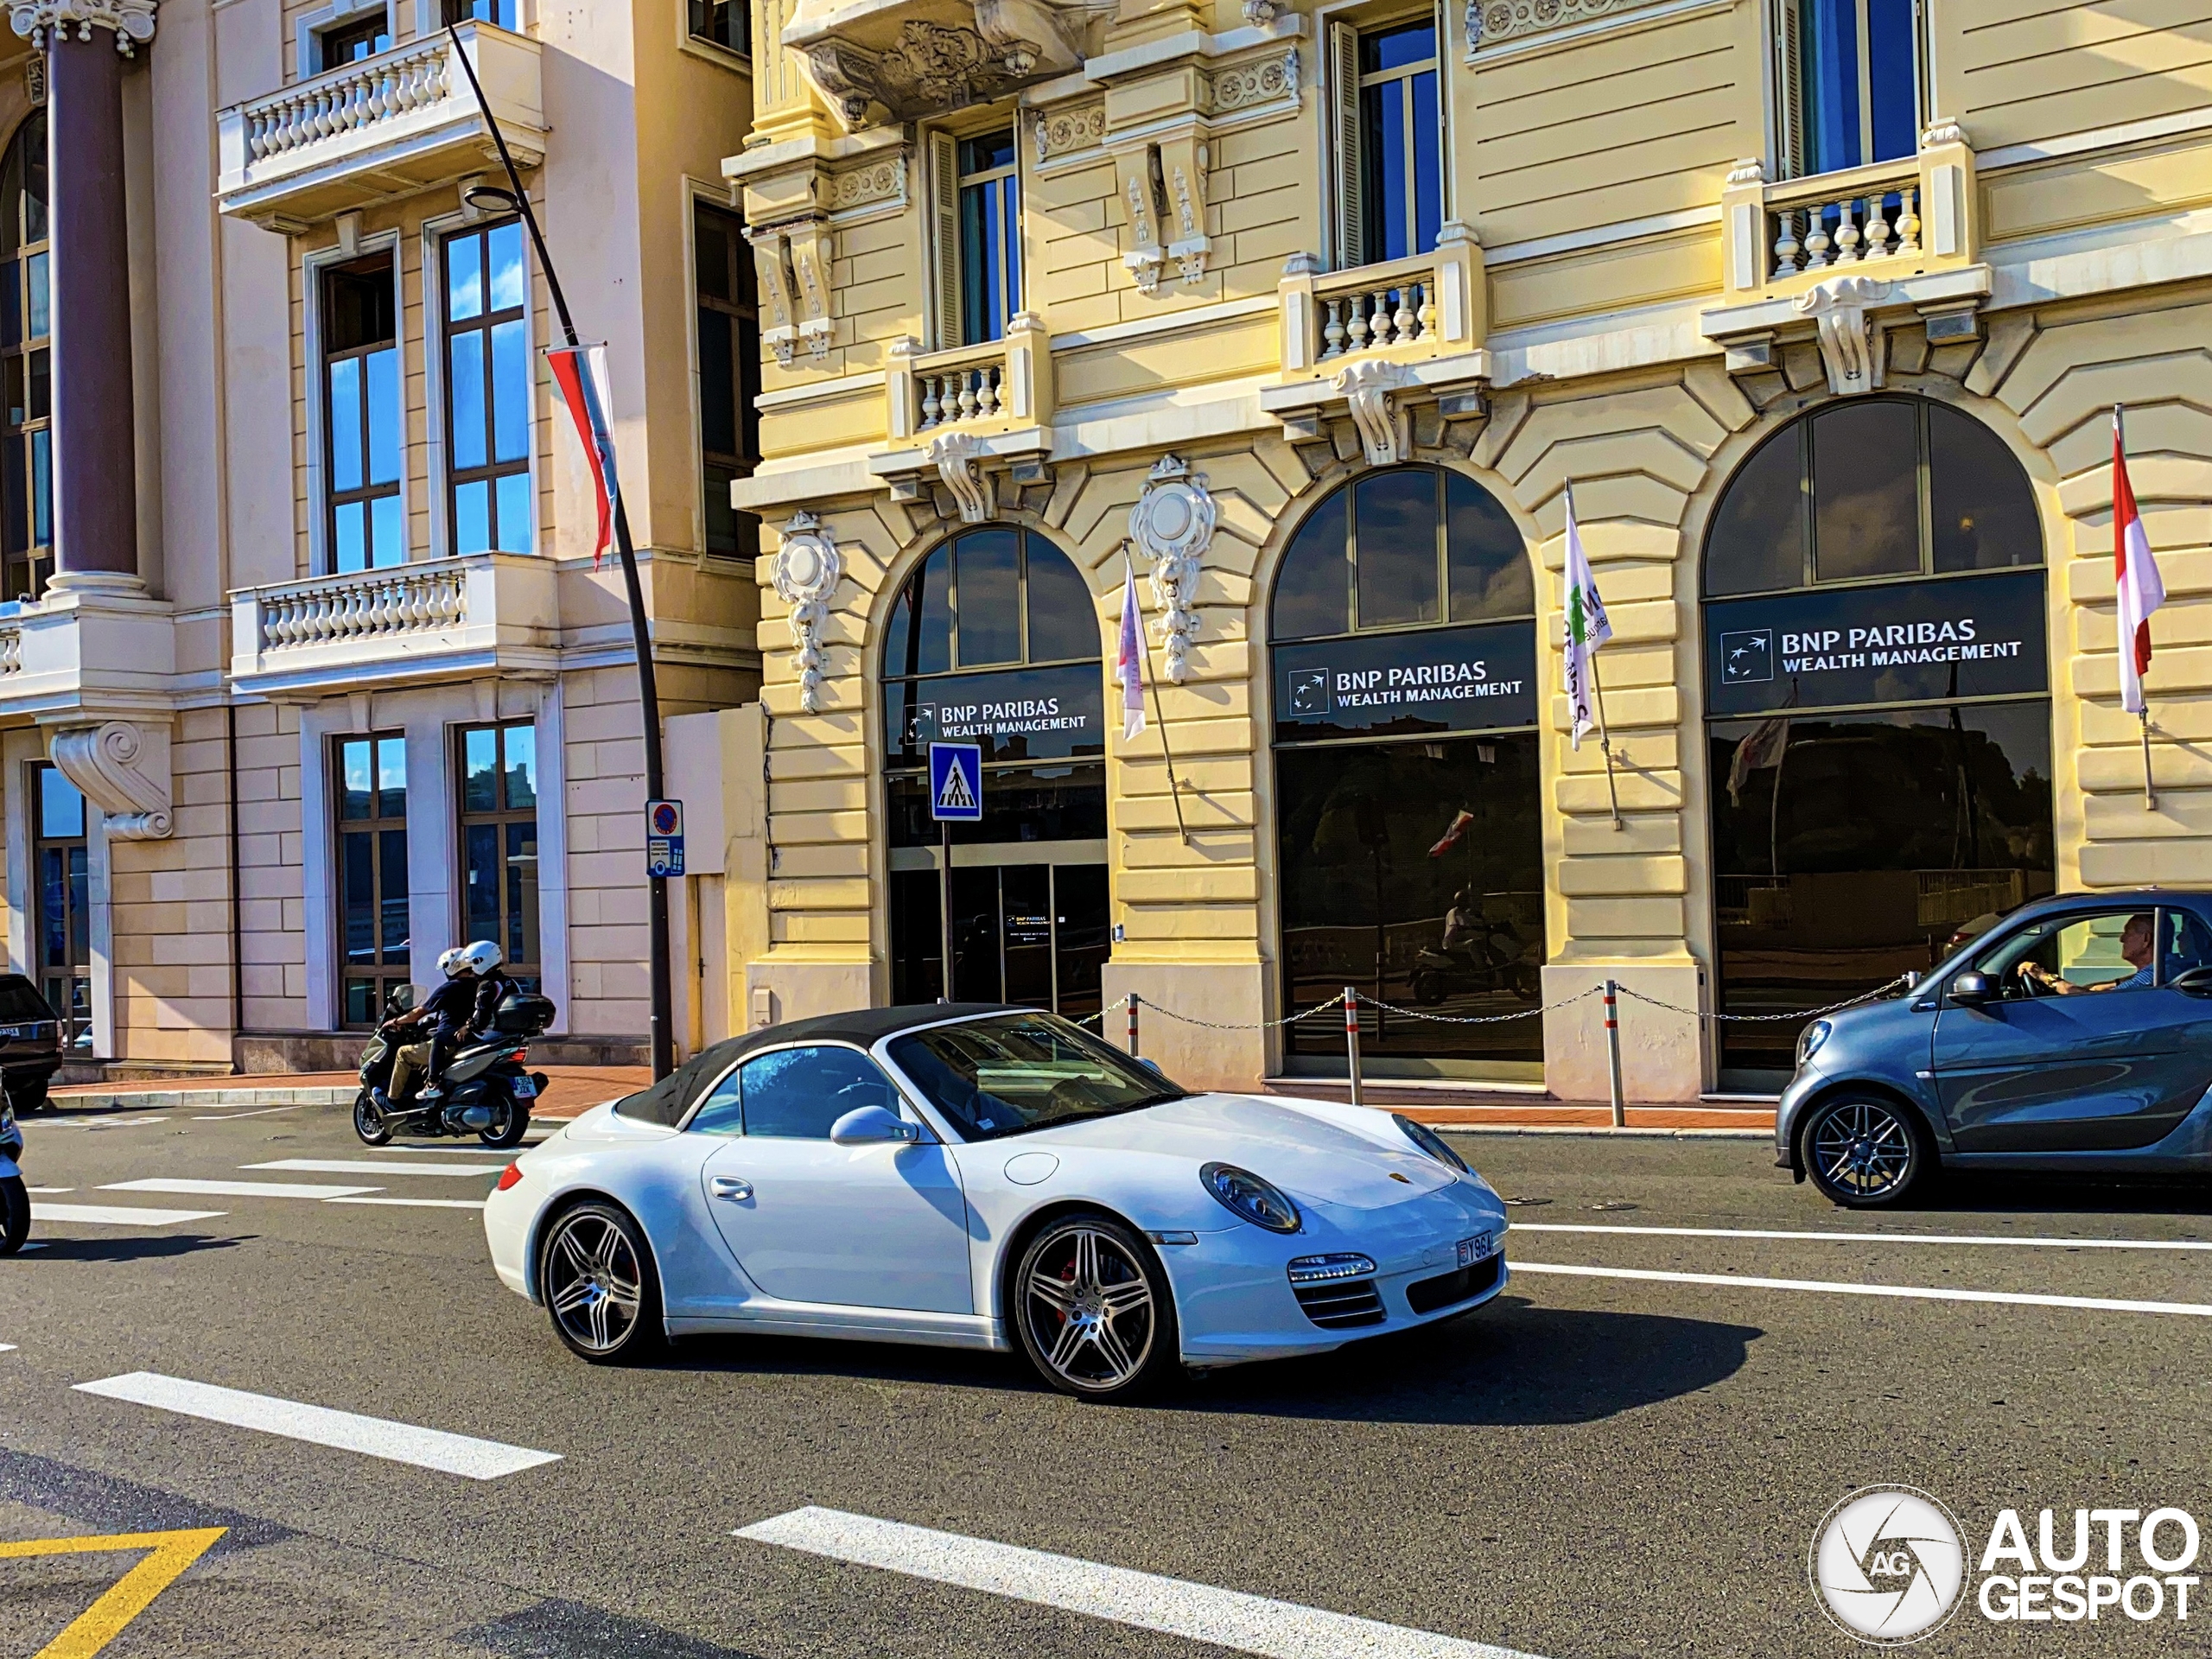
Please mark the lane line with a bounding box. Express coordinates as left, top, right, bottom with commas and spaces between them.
72, 1373, 562, 1480
735, 1507, 1545, 1659
26, 1185, 73, 1193
34, 1204, 228, 1227
245, 1159, 504, 1177
72, 1117, 170, 1131
322, 1196, 486, 1211
1513, 1222, 2212, 1251
1512, 1260, 2212, 1317
99, 1179, 379, 1200
191, 1105, 302, 1121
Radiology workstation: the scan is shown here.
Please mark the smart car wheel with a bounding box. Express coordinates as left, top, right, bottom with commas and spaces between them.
1013, 1212, 1178, 1402
539, 1201, 664, 1364
1802, 1095, 1929, 1208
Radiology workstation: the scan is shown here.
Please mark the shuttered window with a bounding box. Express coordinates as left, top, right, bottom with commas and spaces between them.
1330, 14, 1444, 270
1777, 0, 1922, 178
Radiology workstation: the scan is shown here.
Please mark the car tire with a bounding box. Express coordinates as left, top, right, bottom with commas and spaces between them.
353, 1091, 393, 1147
538, 1200, 665, 1365
1012, 1211, 1179, 1402
0, 1175, 27, 1255
6, 1077, 47, 1116
479, 1096, 530, 1149
1801, 1094, 1930, 1209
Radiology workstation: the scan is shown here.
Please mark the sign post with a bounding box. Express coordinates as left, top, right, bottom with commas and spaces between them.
645, 799, 684, 879
927, 743, 982, 1001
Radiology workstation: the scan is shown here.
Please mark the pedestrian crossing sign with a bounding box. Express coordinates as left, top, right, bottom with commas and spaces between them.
928, 742, 983, 823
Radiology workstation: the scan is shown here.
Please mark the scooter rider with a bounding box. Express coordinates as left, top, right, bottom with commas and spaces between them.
419, 940, 520, 1101
379, 942, 513, 1109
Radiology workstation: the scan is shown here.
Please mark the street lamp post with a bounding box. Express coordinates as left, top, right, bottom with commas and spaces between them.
449, 31, 675, 1080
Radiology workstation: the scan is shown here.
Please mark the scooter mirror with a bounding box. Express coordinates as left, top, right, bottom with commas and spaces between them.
385, 983, 417, 1015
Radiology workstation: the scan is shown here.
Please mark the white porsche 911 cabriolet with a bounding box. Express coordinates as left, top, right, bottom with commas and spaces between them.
484, 1004, 1509, 1400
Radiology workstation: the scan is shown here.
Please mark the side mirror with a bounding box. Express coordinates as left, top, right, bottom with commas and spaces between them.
385, 983, 416, 1015
1902, 969, 1921, 992
2171, 965, 2212, 997
830, 1103, 921, 1146
1948, 971, 1994, 1005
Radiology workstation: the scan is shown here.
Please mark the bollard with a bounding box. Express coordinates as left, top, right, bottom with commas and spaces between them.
1127, 992, 1141, 1058
1344, 986, 1363, 1109
1603, 978, 1625, 1128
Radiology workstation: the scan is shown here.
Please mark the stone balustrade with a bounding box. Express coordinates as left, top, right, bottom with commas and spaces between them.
0, 626, 20, 677
237, 38, 454, 172
254, 563, 468, 652
1276, 223, 1487, 380
883, 315, 1054, 449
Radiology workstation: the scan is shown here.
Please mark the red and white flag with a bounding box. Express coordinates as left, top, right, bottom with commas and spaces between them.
547, 343, 620, 567
1116, 563, 1146, 741
2113, 406, 2165, 715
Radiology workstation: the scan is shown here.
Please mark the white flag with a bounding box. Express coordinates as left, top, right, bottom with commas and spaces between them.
1116, 563, 1146, 741
1560, 491, 1612, 750
2113, 408, 2164, 717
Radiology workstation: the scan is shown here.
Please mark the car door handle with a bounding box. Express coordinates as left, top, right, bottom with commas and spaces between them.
711, 1177, 753, 1202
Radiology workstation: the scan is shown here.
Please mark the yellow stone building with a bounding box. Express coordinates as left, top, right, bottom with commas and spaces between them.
727, 0, 2212, 1102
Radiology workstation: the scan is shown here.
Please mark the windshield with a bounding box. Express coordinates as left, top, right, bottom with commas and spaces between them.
887, 1014, 1185, 1142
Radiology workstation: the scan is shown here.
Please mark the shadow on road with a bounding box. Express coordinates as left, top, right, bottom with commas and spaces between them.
459, 1600, 771, 1659
20, 1233, 248, 1264
1897, 1171, 2212, 1218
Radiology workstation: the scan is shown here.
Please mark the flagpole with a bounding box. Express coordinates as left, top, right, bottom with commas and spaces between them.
1124, 543, 1191, 847
449, 29, 672, 1077
1589, 648, 1624, 830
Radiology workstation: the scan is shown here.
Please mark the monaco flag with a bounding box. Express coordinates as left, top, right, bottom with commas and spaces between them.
2113, 406, 2165, 715
547, 343, 620, 567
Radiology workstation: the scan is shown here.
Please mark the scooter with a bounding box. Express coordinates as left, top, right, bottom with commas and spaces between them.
0, 1077, 28, 1255
353, 987, 555, 1150
1410, 926, 1542, 1006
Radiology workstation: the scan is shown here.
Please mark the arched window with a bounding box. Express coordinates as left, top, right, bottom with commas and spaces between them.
0, 112, 49, 601
1700, 396, 2053, 1082
880, 525, 1107, 1014
1268, 465, 1545, 1076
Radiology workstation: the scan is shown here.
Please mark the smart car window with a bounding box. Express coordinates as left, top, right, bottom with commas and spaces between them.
688, 1069, 744, 1135
2159, 909, 2210, 983
1980, 912, 2153, 993
737, 1046, 902, 1139
888, 1014, 1185, 1142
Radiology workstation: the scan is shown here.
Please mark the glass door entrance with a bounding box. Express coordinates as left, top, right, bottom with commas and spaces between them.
890, 853, 1108, 1018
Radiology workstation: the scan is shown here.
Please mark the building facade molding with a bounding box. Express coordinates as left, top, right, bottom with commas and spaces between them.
1126, 454, 1214, 684
10, 0, 154, 52
771, 511, 845, 715
48, 720, 171, 840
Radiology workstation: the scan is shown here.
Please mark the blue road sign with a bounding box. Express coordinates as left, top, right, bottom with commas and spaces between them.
927, 742, 982, 823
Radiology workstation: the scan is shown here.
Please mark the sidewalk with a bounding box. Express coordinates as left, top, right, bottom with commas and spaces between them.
48, 1065, 651, 1120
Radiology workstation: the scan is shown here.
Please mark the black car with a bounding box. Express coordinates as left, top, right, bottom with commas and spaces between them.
0, 976, 65, 1114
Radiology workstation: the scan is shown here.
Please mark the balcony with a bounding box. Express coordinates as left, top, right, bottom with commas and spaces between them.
227, 553, 559, 700
0, 582, 178, 721
868, 316, 1054, 518
1702, 121, 1990, 392
214, 22, 545, 231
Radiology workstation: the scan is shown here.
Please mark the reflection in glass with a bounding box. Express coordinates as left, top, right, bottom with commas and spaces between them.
503, 724, 537, 810
887, 764, 1108, 848
1354, 468, 1440, 629
1446, 474, 1534, 620
1704, 423, 1805, 597
883, 546, 953, 678
1270, 491, 1349, 640
953, 529, 1021, 666
1929, 404, 2041, 573
463, 727, 499, 810
1023, 537, 1098, 664
1810, 399, 1919, 582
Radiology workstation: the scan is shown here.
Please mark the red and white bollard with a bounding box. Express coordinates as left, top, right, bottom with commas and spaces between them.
1603, 978, 1625, 1128
1126, 992, 1141, 1058
1344, 986, 1363, 1109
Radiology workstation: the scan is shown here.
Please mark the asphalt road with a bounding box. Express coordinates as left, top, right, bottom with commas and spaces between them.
3, 1099, 2210, 1657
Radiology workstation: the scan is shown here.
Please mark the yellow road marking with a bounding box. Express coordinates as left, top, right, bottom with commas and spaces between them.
0, 1527, 226, 1658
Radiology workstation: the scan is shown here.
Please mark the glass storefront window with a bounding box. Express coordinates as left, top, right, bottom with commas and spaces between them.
336, 734, 410, 1027
1701, 397, 2052, 1083
30, 763, 88, 1053
1270, 465, 1542, 1073
457, 720, 540, 992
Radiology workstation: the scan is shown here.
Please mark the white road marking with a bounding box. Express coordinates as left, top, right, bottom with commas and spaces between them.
25, 1186, 72, 1194
72, 1373, 562, 1480
322, 1196, 486, 1211
33, 1203, 228, 1226
0, 1344, 14, 1352
76, 1117, 170, 1130
1512, 1261, 2212, 1317
99, 1179, 379, 1200
191, 1105, 303, 1121
1514, 1223, 2212, 1251
245, 1159, 504, 1177
735, 1507, 1545, 1659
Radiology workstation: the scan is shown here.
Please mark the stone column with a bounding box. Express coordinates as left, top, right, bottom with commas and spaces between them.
16, 3, 156, 588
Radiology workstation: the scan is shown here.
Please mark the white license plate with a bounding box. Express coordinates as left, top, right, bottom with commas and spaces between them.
512, 1078, 537, 1098
1456, 1233, 1495, 1268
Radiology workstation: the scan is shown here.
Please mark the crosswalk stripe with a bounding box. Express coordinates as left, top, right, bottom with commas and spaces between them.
322, 1197, 486, 1211
245, 1159, 505, 1177
73, 1373, 562, 1480
33, 1204, 228, 1226
735, 1507, 1545, 1659
99, 1179, 379, 1200
1512, 1260, 2212, 1316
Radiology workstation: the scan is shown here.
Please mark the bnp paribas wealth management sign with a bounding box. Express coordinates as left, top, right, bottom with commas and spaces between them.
1703, 568, 2049, 719
883, 661, 1105, 767
1272, 619, 1539, 741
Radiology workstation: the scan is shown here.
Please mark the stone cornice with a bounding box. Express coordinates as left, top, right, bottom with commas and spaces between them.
12, 0, 156, 54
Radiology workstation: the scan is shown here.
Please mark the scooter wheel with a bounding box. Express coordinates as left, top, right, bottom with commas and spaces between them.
1411, 972, 1446, 1007
353, 1090, 394, 1147
479, 1097, 530, 1149
0, 1175, 28, 1256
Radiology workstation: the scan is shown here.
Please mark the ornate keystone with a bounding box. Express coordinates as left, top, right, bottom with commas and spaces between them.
772, 512, 845, 715
1334, 359, 1417, 466
1796, 275, 1891, 396
927, 430, 994, 524
1127, 455, 1216, 685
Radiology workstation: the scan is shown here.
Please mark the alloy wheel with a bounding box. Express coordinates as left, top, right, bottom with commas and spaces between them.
1810, 1101, 1914, 1199
543, 1211, 643, 1355
1021, 1225, 1156, 1391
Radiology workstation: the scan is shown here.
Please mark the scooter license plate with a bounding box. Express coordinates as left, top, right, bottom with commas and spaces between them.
512, 1077, 537, 1098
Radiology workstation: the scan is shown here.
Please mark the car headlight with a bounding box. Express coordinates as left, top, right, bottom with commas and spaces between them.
1200, 1162, 1300, 1234
0, 1105, 16, 1136
1392, 1113, 1468, 1176
1796, 1019, 1834, 1067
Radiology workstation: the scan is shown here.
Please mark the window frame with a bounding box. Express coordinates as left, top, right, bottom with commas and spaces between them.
691, 199, 761, 562
0, 111, 50, 604
1970, 906, 2170, 995
1326, 9, 1447, 270
678, 1039, 925, 1137
437, 217, 536, 557
1773, 0, 1928, 181
314, 8, 392, 71
685, 0, 748, 59
318, 250, 406, 575
334, 730, 411, 1030
28, 761, 89, 1055
442, 0, 519, 28
929, 126, 1023, 348
454, 718, 542, 988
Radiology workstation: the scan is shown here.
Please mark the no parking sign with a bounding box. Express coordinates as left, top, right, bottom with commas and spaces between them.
646, 798, 684, 877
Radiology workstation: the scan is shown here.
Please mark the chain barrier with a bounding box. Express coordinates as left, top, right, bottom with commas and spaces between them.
1144, 992, 1350, 1032
1615, 975, 1911, 1023
1355, 985, 1601, 1026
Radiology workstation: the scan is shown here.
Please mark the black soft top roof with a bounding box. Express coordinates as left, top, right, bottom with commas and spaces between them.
611, 1002, 1016, 1127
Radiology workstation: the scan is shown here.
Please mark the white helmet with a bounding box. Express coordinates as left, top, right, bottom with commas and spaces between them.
457, 940, 504, 976
436, 946, 467, 978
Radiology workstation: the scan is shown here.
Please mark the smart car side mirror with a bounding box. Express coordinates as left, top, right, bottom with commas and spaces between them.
2171, 966, 2212, 997
1948, 971, 1994, 1005
830, 1104, 921, 1146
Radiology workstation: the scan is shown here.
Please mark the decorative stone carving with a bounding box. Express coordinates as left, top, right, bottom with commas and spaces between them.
1242, 0, 1281, 23
1471, 0, 1659, 53
24, 49, 44, 105
928, 430, 994, 524
1725, 156, 1765, 187
788, 0, 1105, 125
1796, 275, 1891, 396
10, 0, 156, 53
49, 721, 171, 839
1334, 359, 1417, 466
1122, 166, 1162, 296
772, 512, 845, 715
1919, 117, 1966, 149
1127, 455, 1214, 684
825, 156, 905, 219
1032, 99, 1105, 166
1205, 48, 1299, 115
1167, 149, 1209, 285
